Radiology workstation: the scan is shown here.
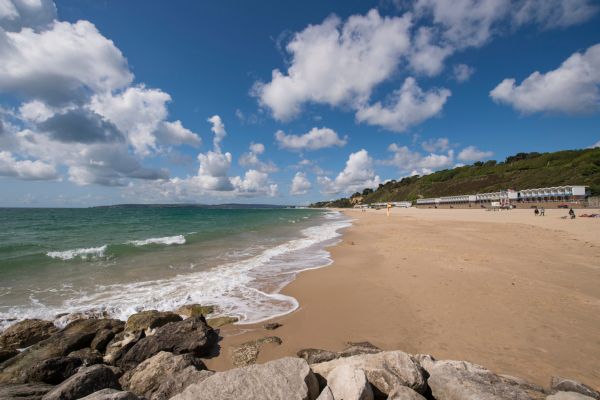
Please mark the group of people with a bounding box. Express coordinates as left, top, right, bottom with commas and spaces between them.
535, 206, 576, 219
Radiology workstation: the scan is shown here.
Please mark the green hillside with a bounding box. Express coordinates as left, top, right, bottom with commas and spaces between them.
310, 148, 600, 208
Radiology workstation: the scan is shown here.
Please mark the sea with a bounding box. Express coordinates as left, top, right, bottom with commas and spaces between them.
0, 206, 350, 331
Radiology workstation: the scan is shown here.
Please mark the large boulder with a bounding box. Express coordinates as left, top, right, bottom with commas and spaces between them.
311, 351, 427, 396
26, 356, 82, 384
80, 388, 140, 400
119, 316, 217, 370
387, 386, 427, 400
124, 311, 181, 335
298, 342, 381, 365
0, 319, 58, 350
547, 393, 597, 400
68, 348, 104, 366
103, 331, 144, 366
171, 357, 319, 400
550, 377, 600, 399
0, 319, 124, 384
316, 387, 335, 400
231, 336, 282, 367
0, 348, 18, 363
425, 359, 546, 400
326, 364, 373, 400
0, 383, 54, 400
41, 365, 121, 400
176, 304, 214, 318
120, 351, 213, 400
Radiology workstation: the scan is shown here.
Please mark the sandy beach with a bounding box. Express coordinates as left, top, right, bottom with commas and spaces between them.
206, 207, 600, 389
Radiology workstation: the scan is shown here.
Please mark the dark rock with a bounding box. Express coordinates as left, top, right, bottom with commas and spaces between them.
0, 383, 54, 400
41, 365, 121, 400
175, 304, 214, 318
90, 329, 118, 353
120, 351, 213, 400
26, 356, 82, 384
103, 331, 144, 366
230, 336, 282, 367
264, 322, 282, 330
171, 357, 319, 400
0, 348, 19, 363
0, 319, 123, 384
119, 316, 217, 370
68, 348, 103, 366
124, 311, 182, 334
297, 348, 339, 364
340, 341, 381, 358
0, 319, 58, 350
551, 376, 600, 399
80, 389, 139, 400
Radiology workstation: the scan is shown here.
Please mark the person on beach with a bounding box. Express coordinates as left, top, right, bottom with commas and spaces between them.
569, 208, 576, 219
534, 207, 539, 216
386, 202, 392, 217
540, 207, 545, 216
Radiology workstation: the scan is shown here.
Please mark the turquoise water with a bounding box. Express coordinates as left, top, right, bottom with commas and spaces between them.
0, 207, 350, 329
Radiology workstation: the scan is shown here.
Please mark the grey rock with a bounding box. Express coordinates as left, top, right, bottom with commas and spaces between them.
0, 383, 54, 400
550, 377, 600, 399
425, 359, 546, 400
26, 356, 82, 384
316, 386, 335, 400
90, 329, 117, 353
264, 322, 282, 330
298, 348, 340, 365
103, 331, 144, 366
42, 365, 121, 400
547, 392, 596, 400
172, 357, 319, 400
312, 351, 427, 396
68, 348, 103, 366
0, 348, 19, 363
79, 389, 140, 400
326, 364, 373, 400
231, 336, 282, 367
340, 342, 381, 358
175, 304, 214, 318
0, 319, 123, 384
124, 311, 181, 335
119, 316, 217, 370
120, 351, 212, 400
206, 316, 239, 328
387, 386, 427, 400
0, 319, 58, 350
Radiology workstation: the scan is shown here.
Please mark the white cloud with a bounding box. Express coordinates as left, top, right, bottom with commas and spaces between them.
290, 172, 312, 195
457, 145, 493, 161
207, 115, 226, 151
254, 9, 412, 120
589, 140, 600, 149
230, 169, 278, 197
453, 63, 475, 82
275, 127, 347, 151
19, 99, 55, 122
318, 149, 381, 194
512, 0, 599, 29
490, 43, 600, 114
239, 142, 278, 173
355, 77, 450, 132
0, 0, 56, 32
0, 149, 58, 180
155, 120, 201, 147
409, 26, 453, 76
421, 137, 449, 152
383, 143, 454, 174
196, 150, 234, 191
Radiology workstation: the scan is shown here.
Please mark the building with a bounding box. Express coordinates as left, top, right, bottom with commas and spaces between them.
370, 201, 413, 208
416, 185, 589, 208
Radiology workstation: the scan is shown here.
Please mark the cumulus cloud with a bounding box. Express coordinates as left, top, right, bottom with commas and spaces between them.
0, 0, 56, 32
0, 150, 58, 180
230, 169, 278, 197
318, 149, 381, 194
512, 0, 599, 29
195, 150, 234, 191
453, 63, 475, 82
490, 43, 600, 114
208, 115, 226, 152
383, 143, 454, 175
457, 145, 493, 161
275, 127, 347, 151
239, 142, 278, 173
355, 77, 450, 132
421, 137, 449, 152
290, 172, 312, 195
38, 108, 122, 144
254, 9, 412, 120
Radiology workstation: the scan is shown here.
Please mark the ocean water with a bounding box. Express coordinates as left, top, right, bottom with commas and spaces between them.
0, 207, 350, 330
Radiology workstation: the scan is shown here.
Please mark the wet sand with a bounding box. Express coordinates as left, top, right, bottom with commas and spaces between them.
205, 208, 600, 389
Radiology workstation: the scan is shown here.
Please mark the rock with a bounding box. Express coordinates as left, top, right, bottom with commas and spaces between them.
176, 304, 214, 318
171, 357, 319, 400
68, 348, 104, 366
0, 383, 54, 400
91, 329, 118, 353
0, 319, 123, 384
26, 356, 82, 384
316, 386, 335, 400
103, 331, 144, 366
311, 351, 427, 396
119, 316, 217, 370
0, 348, 18, 363
297, 348, 340, 364
547, 393, 597, 400
120, 351, 213, 400
0, 319, 58, 351
124, 311, 182, 335
550, 377, 600, 399
230, 336, 282, 367
326, 364, 373, 400
80, 389, 140, 400
425, 359, 546, 400
264, 322, 282, 330
206, 316, 238, 328
41, 365, 121, 400
340, 342, 382, 358
498, 374, 547, 399
387, 386, 427, 400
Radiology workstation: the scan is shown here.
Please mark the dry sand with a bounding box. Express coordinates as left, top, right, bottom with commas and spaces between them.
205, 208, 600, 389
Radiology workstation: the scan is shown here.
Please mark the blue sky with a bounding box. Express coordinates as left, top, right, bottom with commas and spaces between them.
0, 0, 599, 206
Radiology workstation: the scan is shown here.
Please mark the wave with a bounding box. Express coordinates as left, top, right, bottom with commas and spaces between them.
46, 245, 107, 261
127, 235, 186, 246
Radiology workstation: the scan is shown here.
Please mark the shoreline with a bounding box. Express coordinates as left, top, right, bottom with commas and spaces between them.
205, 207, 600, 389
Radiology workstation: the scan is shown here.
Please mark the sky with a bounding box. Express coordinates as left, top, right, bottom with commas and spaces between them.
0, 0, 599, 207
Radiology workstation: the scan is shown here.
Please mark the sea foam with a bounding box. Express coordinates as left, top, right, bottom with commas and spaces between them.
46, 245, 107, 261
127, 235, 186, 246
